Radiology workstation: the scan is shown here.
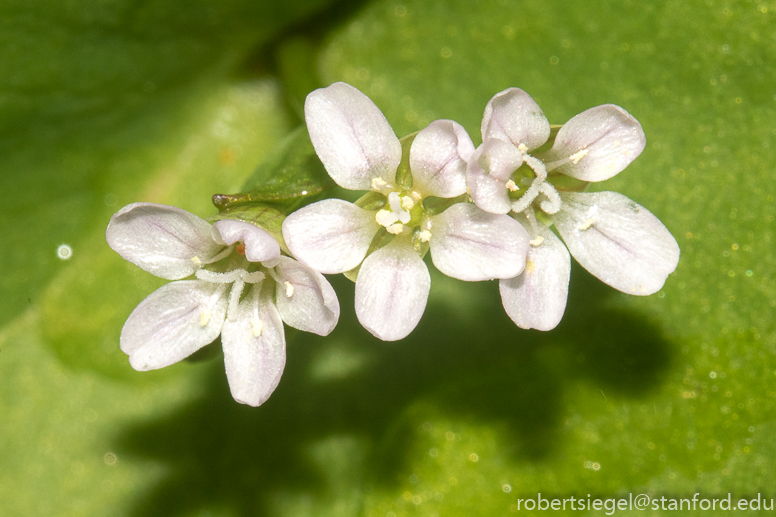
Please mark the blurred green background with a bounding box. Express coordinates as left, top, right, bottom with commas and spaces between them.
1, 0, 774, 515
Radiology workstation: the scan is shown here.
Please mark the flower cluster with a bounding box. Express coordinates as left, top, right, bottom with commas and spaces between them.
283, 82, 529, 341
106, 82, 678, 406
106, 203, 338, 406
465, 87, 680, 330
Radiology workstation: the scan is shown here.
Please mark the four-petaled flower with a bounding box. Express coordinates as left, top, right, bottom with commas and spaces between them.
106, 202, 339, 406
282, 82, 530, 341
467, 88, 680, 330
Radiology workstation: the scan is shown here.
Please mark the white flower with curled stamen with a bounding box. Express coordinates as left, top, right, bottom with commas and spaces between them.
107, 202, 339, 406
467, 88, 679, 330
283, 82, 529, 341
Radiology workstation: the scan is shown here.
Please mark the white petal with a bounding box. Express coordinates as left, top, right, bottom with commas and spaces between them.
477, 137, 524, 180
540, 104, 646, 181
499, 219, 570, 331
221, 285, 286, 407
213, 219, 280, 263
121, 280, 227, 370
409, 119, 474, 197
355, 237, 430, 341
282, 199, 380, 274
481, 88, 550, 151
465, 146, 513, 215
272, 257, 340, 336
429, 203, 529, 281
106, 203, 222, 280
550, 192, 680, 295
305, 82, 402, 191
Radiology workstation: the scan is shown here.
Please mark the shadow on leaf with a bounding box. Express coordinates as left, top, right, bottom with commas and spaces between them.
117, 262, 674, 516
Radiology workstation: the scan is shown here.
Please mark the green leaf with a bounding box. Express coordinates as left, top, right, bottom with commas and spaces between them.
38, 80, 296, 379
0, 0, 338, 328
214, 125, 336, 213
3, 0, 776, 515
307, 0, 776, 511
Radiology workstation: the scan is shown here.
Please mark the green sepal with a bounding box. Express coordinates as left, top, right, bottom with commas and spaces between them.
531, 124, 563, 155
212, 125, 335, 213
422, 194, 469, 216
211, 204, 290, 255
355, 191, 387, 210
548, 173, 590, 193
342, 227, 395, 282
394, 132, 419, 190
342, 266, 360, 283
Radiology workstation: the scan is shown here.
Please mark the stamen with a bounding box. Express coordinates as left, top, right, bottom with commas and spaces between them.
284, 281, 295, 297
505, 179, 519, 192
578, 217, 598, 231
522, 207, 544, 246
523, 207, 540, 236
386, 223, 405, 234
371, 177, 389, 190
200, 309, 211, 327
191, 256, 202, 265
518, 143, 529, 153
199, 246, 234, 265
227, 279, 246, 320
400, 195, 415, 211
251, 318, 264, 338
236, 243, 246, 255
250, 287, 263, 337
200, 284, 228, 327
418, 230, 432, 242
569, 148, 589, 165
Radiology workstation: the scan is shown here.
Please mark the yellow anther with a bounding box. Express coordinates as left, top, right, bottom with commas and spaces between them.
529, 235, 544, 246
400, 195, 415, 211
200, 308, 211, 327
284, 281, 295, 297
505, 179, 519, 192
578, 217, 598, 231
518, 143, 529, 153
569, 148, 589, 165
251, 318, 264, 338
371, 177, 389, 190
386, 223, 405, 235
418, 230, 432, 242
191, 256, 202, 265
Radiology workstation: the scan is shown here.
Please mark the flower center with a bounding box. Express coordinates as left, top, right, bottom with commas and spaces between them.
507, 145, 562, 215
193, 242, 270, 327
375, 191, 423, 234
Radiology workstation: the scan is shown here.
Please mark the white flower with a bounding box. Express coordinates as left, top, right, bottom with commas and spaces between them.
467, 88, 680, 330
106, 202, 339, 406
282, 82, 529, 341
